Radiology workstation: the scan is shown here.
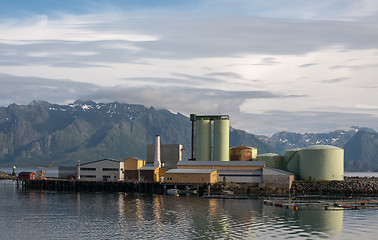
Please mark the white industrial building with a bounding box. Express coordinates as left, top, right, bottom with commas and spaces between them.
78, 159, 124, 181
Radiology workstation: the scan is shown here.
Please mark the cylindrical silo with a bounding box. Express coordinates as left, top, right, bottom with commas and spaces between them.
196, 119, 211, 161
257, 153, 284, 169
230, 146, 253, 161
299, 145, 344, 180
284, 148, 301, 175
213, 119, 229, 161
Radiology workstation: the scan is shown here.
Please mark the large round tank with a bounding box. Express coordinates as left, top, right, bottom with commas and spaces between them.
284, 148, 301, 175
257, 153, 284, 169
213, 119, 229, 161
196, 119, 211, 161
299, 145, 344, 180
230, 146, 255, 161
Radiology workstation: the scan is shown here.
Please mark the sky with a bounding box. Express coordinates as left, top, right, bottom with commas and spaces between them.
1, 0, 378, 136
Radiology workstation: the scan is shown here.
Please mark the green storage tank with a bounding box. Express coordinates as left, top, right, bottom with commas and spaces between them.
257, 153, 284, 169
196, 119, 211, 161
299, 145, 344, 180
213, 119, 229, 161
284, 148, 301, 175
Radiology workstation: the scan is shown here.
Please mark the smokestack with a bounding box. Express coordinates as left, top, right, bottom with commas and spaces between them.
154, 135, 161, 167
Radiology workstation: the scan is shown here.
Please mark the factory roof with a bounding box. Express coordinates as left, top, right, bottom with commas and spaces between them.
258, 153, 280, 157
178, 161, 265, 167
231, 146, 256, 150
303, 145, 342, 150
263, 167, 294, 176
139, 165, 159, 170
80, 158, 122, 166
165, 169, 217, 174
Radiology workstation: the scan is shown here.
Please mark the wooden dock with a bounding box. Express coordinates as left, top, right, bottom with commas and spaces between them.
263, 198, 378, 211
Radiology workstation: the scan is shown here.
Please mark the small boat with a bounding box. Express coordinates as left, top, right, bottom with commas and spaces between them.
167, 189, 180, 195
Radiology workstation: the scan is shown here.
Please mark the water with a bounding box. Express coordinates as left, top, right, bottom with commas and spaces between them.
0, 181, 377, 239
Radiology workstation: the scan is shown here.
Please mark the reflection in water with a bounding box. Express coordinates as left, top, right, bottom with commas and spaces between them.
0, 181, 377, 240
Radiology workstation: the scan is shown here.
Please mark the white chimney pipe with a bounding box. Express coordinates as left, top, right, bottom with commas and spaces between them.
154, 135, 161, 168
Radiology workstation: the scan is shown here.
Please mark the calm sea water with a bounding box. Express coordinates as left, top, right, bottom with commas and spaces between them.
0, 180, 377, 239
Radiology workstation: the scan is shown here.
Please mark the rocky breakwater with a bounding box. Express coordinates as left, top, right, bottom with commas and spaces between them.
0, 170, 15, 180
291, 177, 378, 195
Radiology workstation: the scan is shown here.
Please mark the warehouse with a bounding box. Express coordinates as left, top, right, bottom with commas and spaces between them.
78, 159, 124, 181
177, 161, 265, 183
164, 169, 218, 184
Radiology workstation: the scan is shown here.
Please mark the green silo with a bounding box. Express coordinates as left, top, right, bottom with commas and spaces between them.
284, 148, 301, 175
257, 153, 284, 169
299, 145, 344, 180
196, 119, 211, 161
213, 119, 229, 161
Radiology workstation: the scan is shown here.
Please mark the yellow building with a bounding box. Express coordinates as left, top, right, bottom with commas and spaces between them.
177, 161, 265, 183
164, 169, 218, 184
124, 157, 145, 181
139, 165, 167, 182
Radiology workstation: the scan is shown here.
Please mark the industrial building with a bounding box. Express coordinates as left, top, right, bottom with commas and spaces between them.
164, 169, 218, 184
139, 135, 167, 182
147, 144, 183, 169
124, 157, 145, 181
78, 159, 124, 181
175, 160, 265, 183
18, 172, 36, 180
58, 166, 77, 179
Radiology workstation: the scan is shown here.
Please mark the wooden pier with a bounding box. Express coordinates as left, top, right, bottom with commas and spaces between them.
263, 198, 378, 211
21, 179, 211, 195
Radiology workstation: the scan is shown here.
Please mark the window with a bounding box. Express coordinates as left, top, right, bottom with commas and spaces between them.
80, 175, 96, 178
103, 168, 119, 171
81, 168, 96, 171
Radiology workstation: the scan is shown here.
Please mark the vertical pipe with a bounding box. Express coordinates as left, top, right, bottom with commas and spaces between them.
154, 135, 161, 167
191, 120, 194, 160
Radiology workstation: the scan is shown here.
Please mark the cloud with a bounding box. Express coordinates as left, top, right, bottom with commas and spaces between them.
206, 72, 243, 79
83, 84, 292, 115
322, 77, 349, 83
1, 2, 378, 136
299, 63, 318, 68
232, 109, 378, 136
0, 73, 99, 106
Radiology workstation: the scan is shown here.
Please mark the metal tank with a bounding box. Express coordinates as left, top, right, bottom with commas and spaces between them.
230, 146, 257, 161
195, 119, 211, 161
257, 153, 284, 169
299, 145, 344, 180
213, 119, 230, 161
284, 148, 301, 175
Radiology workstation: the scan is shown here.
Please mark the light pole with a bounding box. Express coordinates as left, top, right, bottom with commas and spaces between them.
77, 160, 81, 180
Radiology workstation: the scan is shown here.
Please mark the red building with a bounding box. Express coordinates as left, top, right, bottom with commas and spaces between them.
18, 172, 36, 180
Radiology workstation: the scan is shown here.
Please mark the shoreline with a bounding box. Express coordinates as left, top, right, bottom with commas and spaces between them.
7, 176, 377, 197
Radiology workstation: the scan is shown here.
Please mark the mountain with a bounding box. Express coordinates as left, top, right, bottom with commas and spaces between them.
0, 100, 272, 166
344, 130, 378, 172
262, 129, 357, 155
